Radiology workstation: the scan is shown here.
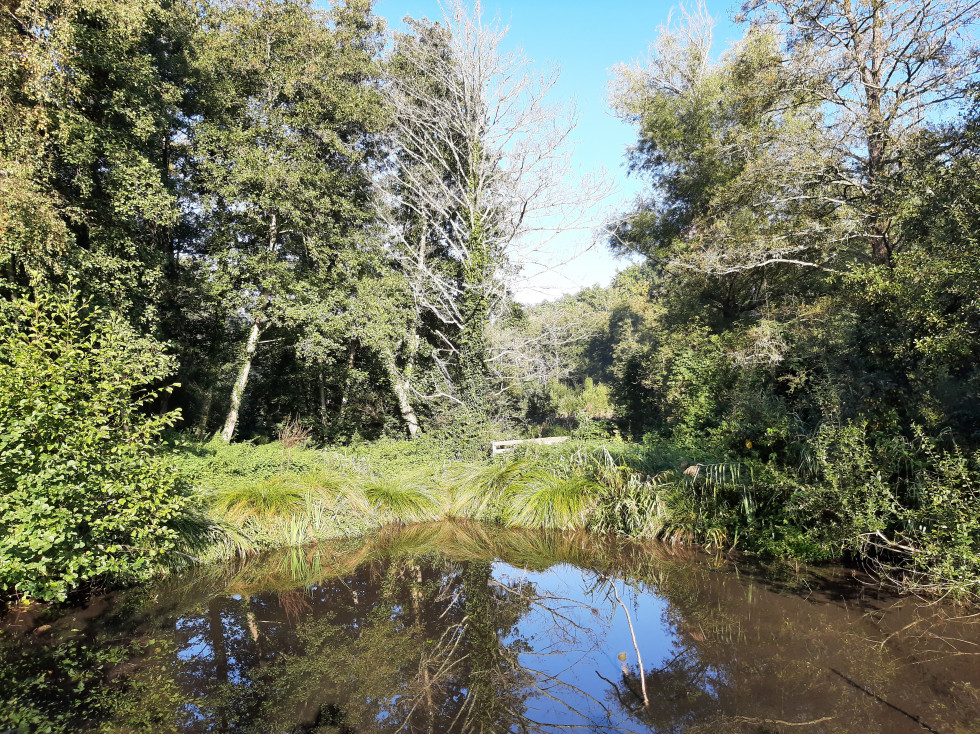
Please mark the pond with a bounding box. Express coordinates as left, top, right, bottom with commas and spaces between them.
2, 522, 979, 733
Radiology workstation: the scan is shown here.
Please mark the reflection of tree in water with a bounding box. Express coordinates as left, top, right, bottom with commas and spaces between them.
590, 554, 980, 734
604, 640, 725, 734
157, 532, 627, 733
5, 523, 980, 733
581, 573, 728, 734
236, 555, 542, 733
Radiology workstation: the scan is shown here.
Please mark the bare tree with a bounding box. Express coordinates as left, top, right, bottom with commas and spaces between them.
380, 0, 607, 414
488, 301, 605, 387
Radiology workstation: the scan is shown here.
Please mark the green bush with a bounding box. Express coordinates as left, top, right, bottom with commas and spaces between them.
894, 432, 980, 595
0, 292, 189, 601
173, 437, 326, 489
781, 421, 897, 556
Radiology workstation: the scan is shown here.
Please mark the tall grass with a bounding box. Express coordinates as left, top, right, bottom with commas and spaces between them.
360, 477, 441, 523
211, 476, 309, 520
505, 473, 603, 530
173, 435, 760, 568
447, 458, 536, 520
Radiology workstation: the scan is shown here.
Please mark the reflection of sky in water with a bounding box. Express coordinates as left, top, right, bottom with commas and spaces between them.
9, 527, 979, 733
175, 618, 208, 662
495, 561, 676, 731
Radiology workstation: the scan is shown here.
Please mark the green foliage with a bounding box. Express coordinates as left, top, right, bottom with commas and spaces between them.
174, 438, 325, 485
0, 632, 136, 733
360, 478, 441, 524
448, 458, 535, 521
893, 432, 980, 593
0, 292, 188, 601
779, 422, 896, 555
579, 4, 980, 594
504, 474, 603, 530
548, 378, 615, 421
1, 0, 978, 604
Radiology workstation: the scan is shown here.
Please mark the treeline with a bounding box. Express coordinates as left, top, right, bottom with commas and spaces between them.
2, 0, 980, 600
600, 0, 980, 454
2, 0, 592, 600
512, 0, 980, 587
1, 0, 581, 447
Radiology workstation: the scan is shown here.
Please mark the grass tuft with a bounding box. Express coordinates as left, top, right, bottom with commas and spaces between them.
505, 473, 604, 530
211, 476, 308, 520
361, 477, 441, 523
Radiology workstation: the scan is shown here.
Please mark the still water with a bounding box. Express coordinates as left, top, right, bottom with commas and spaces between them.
2, 522, 979, 733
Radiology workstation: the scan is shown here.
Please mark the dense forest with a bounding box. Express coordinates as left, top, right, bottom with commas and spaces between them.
1, 0, 979, 603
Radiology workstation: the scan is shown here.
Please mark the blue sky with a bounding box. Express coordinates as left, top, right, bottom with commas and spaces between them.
371, 0, 745, 301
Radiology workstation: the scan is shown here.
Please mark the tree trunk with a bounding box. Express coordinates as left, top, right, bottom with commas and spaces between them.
318, 369, 329, 429
221, 316, 261, 443
221, 212, 277, 443
206, 599, 230, 731
337, 341, 357, 425
382, 348, 420, 438
198, 387, 214, 439
858, 2, 893, 267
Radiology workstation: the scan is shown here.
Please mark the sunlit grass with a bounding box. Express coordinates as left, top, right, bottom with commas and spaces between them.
211, 476, 309, 520
448, 457, 536, 519
173, 435, 754, 572
360, 476, 441, 523
505, 473, 604, 530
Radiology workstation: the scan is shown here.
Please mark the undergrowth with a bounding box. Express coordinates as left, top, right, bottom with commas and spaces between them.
170, 429, 980, 600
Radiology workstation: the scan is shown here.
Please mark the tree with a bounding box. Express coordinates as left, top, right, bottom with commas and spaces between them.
610, 3, 842, 283
186, 0, 384, 442
489, 298, 605, 388
740, 0, 980, 266
381, 0, 602, 417
1, 0, 197, 323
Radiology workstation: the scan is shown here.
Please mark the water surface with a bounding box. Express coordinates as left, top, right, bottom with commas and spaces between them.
2, 522, 979, 733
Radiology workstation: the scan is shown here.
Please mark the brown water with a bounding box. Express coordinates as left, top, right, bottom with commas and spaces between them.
2, 522, 979, 733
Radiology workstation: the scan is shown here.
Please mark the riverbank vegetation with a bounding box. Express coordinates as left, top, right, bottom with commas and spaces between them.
2, 0, 979, 603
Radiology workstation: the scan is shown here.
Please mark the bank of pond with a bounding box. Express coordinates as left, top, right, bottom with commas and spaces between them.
2, 521, 978, 733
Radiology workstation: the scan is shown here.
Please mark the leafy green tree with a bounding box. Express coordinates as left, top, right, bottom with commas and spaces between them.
0, 292, 188, 601
184, 0, 384, 441
0, 0, 197, 323
611, 8, 834, 299
849, 120, 980, 437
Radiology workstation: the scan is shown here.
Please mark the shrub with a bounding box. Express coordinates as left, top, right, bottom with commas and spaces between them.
890, 432, 980, 596
781, 421, 896, 557
0, 292, 189, 601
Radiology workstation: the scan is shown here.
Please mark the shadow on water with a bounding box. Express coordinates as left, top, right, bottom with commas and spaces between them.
2, 521, 980, 733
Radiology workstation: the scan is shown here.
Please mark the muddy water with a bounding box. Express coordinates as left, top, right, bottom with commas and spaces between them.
2, 522, 979, 733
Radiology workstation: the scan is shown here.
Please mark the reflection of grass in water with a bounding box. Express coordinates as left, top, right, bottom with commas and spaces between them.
494, 528, 600, 571
176, 521, 707, 599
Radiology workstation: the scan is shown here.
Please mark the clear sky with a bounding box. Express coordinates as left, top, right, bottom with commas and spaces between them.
370, 0, 745, 302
